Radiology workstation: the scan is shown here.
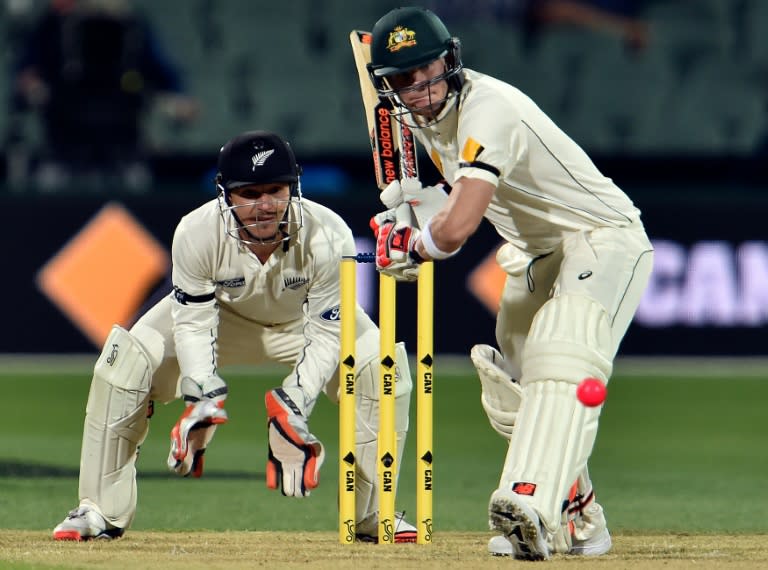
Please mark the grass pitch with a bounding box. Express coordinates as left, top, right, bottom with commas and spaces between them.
1, 531, 767, 569
1, 355, 767, 567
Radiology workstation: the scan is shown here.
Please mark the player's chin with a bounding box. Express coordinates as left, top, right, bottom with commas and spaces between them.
408, 100, 442, 117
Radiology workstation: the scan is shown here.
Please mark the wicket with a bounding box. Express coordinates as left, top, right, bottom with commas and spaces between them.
339, 254, 434, 545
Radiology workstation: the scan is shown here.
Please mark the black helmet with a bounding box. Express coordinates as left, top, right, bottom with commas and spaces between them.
216, 130, 301, 194
369, 7, 456, 77
215, 130, 304, 246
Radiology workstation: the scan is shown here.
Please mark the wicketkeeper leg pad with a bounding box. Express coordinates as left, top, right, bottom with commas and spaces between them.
498, 295, 613, 533
354, 342, 412, 535
79, 325, 153, 529
471, 344, 522, 440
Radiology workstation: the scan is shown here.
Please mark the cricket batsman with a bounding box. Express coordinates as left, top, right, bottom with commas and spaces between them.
365, 6, 654, 559
53, 130, 416, 543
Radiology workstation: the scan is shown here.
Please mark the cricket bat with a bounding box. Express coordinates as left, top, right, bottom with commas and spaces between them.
349, 30, 419, 190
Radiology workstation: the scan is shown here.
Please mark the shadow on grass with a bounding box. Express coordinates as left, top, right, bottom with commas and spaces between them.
0, 460, 265, 480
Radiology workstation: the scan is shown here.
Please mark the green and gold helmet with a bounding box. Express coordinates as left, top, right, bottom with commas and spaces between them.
367, 7, 463, 118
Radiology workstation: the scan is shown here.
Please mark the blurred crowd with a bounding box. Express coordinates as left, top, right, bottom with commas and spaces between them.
1, 0, 766, 194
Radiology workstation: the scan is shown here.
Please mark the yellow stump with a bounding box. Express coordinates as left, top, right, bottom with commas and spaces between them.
378, 273, 397, 544
339, 258, 357, 544
416, 261, 434, 544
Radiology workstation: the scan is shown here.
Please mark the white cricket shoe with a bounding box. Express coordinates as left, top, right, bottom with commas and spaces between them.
488, 527, 612, 556
489, 493, 613, 557
356, 511, 418, 543
53, 506, 124, 541
570, 527, 612, 555
488, 489, 550, 560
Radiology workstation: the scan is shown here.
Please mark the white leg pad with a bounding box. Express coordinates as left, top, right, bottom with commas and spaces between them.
79, 325, 152, 529
471, 344, 522, 440
522, 295, 614, 383
499, 295, 612, 533
354, 342, 412, 534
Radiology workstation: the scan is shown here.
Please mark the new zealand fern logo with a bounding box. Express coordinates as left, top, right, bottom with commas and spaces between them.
283, 275, 309, 290
252, 149, 275, 170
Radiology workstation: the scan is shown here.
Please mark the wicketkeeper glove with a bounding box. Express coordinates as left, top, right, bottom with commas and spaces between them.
167, 375, 228, 477
265, 387, 325, 497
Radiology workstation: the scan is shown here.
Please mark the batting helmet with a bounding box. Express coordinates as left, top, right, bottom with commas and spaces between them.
369, 7, 457, 77
367, 7, 463, 121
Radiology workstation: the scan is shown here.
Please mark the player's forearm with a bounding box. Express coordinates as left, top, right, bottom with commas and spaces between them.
281, 317, 340, 414
172, 303, 220, 381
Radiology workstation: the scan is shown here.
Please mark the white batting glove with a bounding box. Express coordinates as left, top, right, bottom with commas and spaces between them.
379, 178, 450, 228
265, 387, 325, 497
167, 375, 229, 477
370, 201, 413, 240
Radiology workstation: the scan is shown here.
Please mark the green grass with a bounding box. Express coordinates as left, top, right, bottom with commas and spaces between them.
1, 359, 766, 534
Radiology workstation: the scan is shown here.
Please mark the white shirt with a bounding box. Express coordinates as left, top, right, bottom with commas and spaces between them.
412, 69, 643, 256
169, 196, 357, 399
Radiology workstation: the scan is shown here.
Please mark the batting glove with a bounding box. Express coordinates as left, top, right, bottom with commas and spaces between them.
375, 218, 423, 282
378, 178, 450, 228
265, 387, 325, 497
167, 375, 229, 477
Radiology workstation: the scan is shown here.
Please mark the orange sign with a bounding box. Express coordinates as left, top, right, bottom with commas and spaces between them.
467, 244, 506, 314
37, 202, 169, 347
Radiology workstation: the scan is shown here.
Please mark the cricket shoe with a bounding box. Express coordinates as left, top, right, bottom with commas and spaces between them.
488, 489, 549, 560
355, 511, 418, 544
489, 493, 613, 557
570, 527, 612, 555
53, 506, 124, 541
488, 527, 612, 556
567, 496, 612, 555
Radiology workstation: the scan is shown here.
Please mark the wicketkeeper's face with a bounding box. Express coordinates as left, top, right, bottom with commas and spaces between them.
386, 58, 449, 118
228, 183, 292, 241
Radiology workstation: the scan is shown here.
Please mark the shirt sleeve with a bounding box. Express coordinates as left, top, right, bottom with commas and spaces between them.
279, 221, 355, 413
453, 90, 524, 187
169, 218, 220, 382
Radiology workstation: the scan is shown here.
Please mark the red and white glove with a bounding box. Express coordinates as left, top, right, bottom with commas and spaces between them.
168, 399, 228, 477
374, 218, 423, 282
265, 387, 325, 497
167, 375, 228, 477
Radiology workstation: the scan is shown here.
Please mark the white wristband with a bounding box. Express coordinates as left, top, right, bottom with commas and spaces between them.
421, 219, 461, 260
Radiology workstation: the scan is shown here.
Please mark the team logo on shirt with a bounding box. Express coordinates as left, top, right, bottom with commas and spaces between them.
387, 26, 417, 52
283, 275, 309, 290
215, 277, 246, 288
321, 305, 341, 321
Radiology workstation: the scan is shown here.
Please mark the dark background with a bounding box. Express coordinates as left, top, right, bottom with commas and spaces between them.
1, 0, 766, 356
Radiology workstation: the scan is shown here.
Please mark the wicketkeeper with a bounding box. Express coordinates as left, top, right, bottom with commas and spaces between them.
365, 7, 654, 560
53, 130, 416, 543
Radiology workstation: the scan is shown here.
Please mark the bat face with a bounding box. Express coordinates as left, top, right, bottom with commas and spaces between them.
350, 30, 418, 190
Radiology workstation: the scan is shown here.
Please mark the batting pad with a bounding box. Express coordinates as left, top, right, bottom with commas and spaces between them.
471, 344, 522, 440
522, 294, 614, 384
498, 295, 612, 532
354, 342, 412, 535
79, 325, 152, 529
499, 380, 601, 533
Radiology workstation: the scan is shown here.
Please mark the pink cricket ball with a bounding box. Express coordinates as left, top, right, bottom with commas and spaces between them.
576, 378, 607, 407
